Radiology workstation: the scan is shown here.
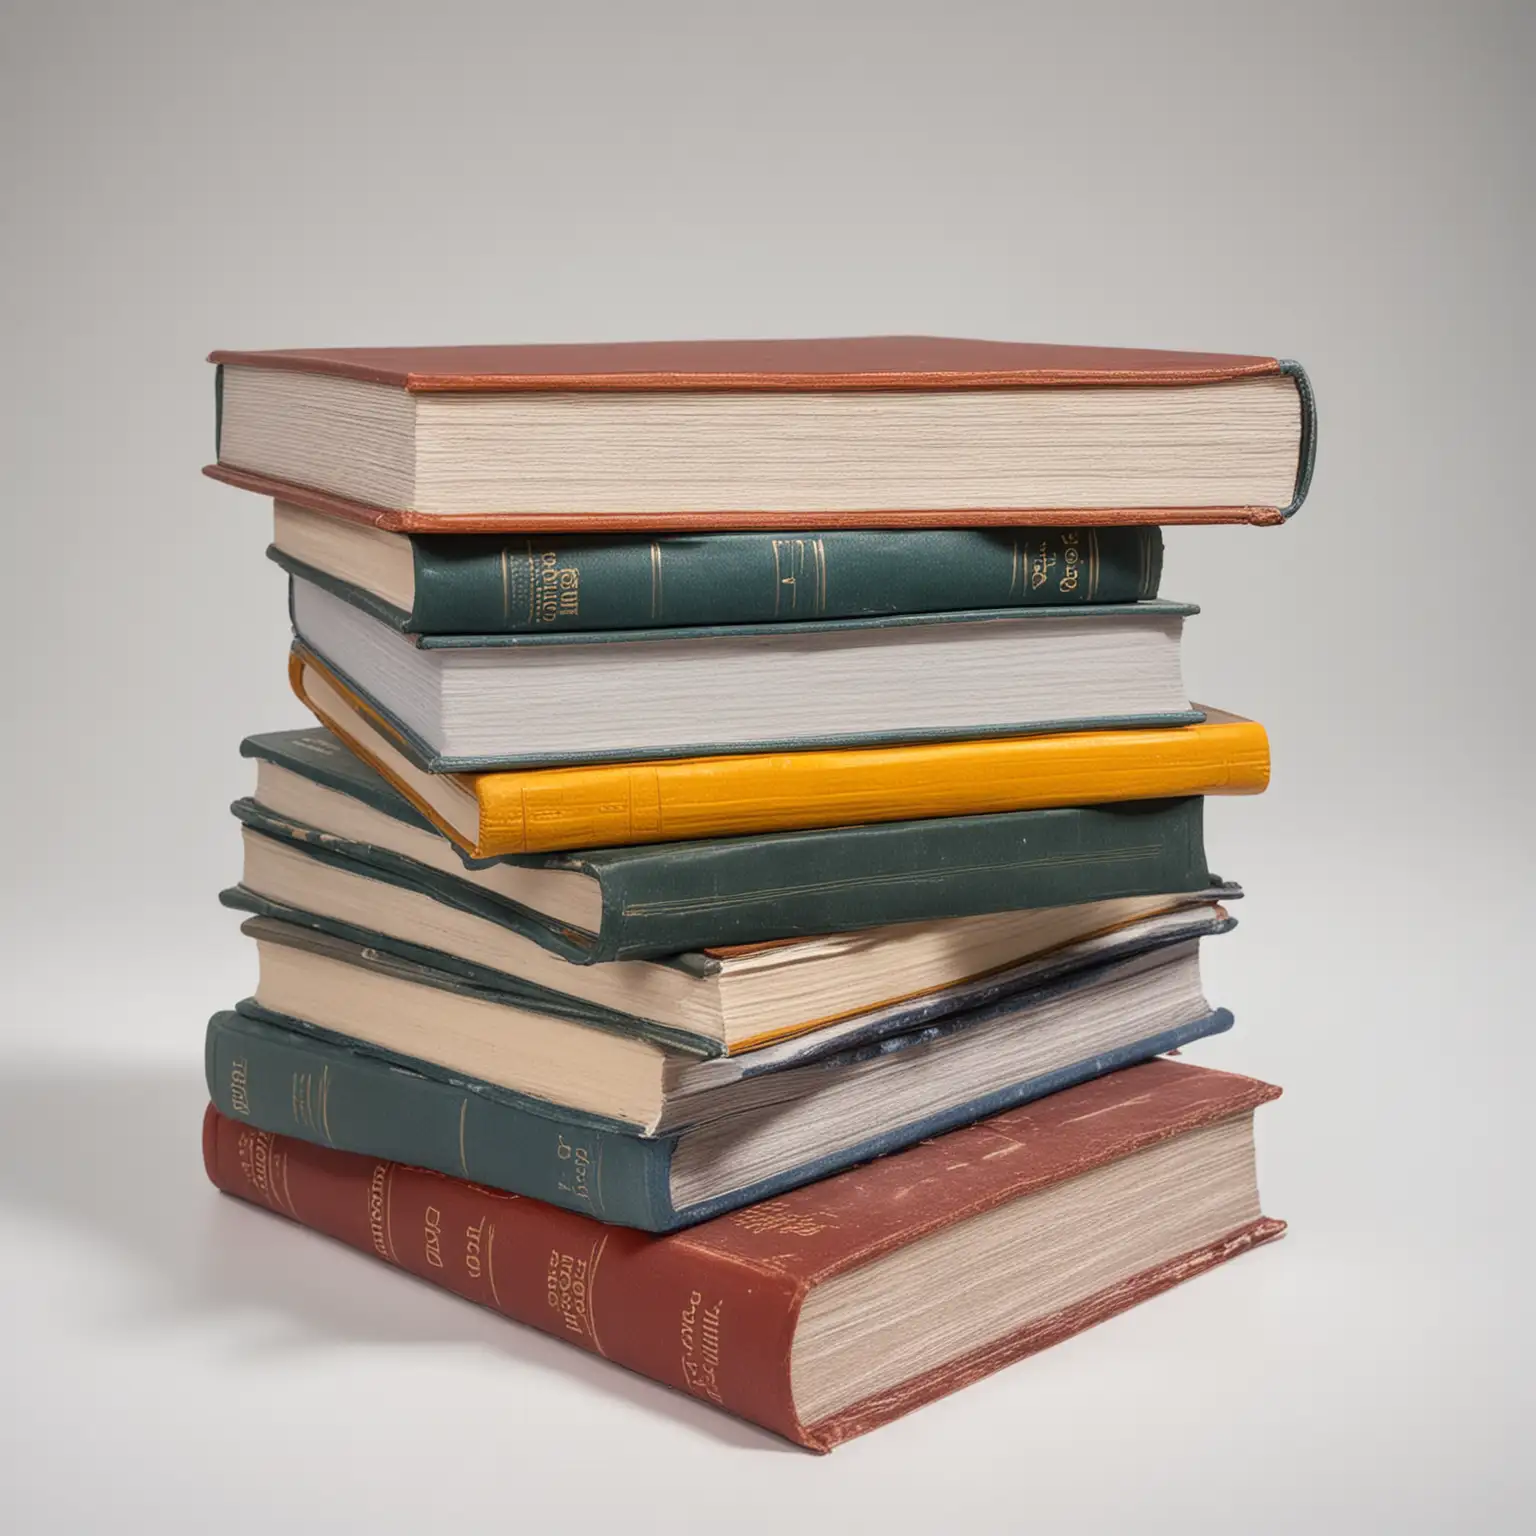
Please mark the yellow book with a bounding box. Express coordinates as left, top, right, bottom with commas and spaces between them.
290, 646, 1270, 859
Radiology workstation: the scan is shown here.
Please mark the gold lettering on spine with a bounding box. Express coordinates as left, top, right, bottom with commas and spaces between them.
546, 1249, 588, 1336
544, 1236, 606, 1349
680, 1289, 726, 1403
463, 1215, 502, 1304
1059, 531, 1082, 595
236, 1128, 292, 1213
529, 549, 580, 624
731, 1200, 834, 1237
367, 1163, 391, 1261
228, 1056, 250, 1118
424, 1205, 444, 1269
237, 1129, 268, 1206
554, 1132, 595, 1207
1031, 536, 1059, 592
236, 1129, 255, 1192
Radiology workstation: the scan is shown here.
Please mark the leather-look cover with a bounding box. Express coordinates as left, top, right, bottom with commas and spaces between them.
208, 336, 1286, 391
203, 1057, 1283, 1449
206, 462, 1297, 533
236, 725, 1217, 964
231, 786, 1215, 966
288, 648, 1271, 858
204, 337, 1315, 530
206, 1002, 1235, 1232
268, 524, 1163, 636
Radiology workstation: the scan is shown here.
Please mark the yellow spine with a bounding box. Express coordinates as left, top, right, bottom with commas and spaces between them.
291, 646, 1268, 859
475, 717, 1268, 855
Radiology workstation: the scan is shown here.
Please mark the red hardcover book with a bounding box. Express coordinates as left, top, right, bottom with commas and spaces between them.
204, 1058, 1283, 1450
206, 336, 1314, 532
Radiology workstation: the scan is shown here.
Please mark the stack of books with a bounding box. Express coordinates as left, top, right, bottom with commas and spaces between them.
202, 336, 1314, 1451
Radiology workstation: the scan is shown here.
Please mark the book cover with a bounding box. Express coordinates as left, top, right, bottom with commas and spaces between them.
203, 1056, 1284, 1448
206, 999, 1235, 1230
206, 336, 1315, 530
268, 523, 1163, 635
238, 727, 1217, 961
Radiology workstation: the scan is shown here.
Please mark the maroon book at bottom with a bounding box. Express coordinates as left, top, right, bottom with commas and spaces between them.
204, 1057, 1283, 1451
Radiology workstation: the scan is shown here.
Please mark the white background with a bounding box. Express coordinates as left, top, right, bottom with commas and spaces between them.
1, 1, 1531, 1529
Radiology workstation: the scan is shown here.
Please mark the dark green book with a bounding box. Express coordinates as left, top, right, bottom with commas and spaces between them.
270, 508, 1161, 635
238, 726, 1215, 963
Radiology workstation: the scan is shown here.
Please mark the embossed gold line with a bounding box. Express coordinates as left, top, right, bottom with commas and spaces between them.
320, 1065, 332, 1144
585, 1234, 610, 1357
772, 539, 782, 617
650, 542, 662, 619
1090, 528, 1100, 599
278, 1147, 295, 1216
816, 537, 827, 614
1009, 538, 1020, 598
525, 541, 536, 625
500, 550, 511, 626
486, 1222, 502, 1307
458, 1099, 469, 1176
383, 1166, 398, 1263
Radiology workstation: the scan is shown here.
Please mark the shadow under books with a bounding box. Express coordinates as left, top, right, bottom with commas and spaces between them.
0, 1061, 789, 1452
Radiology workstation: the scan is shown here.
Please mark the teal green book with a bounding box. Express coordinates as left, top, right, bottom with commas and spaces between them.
268, 520, 1162, 635
206, 943, 1235, 1232
238, 726, 1216, 963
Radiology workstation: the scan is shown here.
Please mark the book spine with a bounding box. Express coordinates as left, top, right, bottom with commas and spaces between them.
471, 717, 1270, 858
203, 1105, 809, 1445
408, 527, 1161, 634
205, 1010, 675, 1229
599, 798, 1208, 959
